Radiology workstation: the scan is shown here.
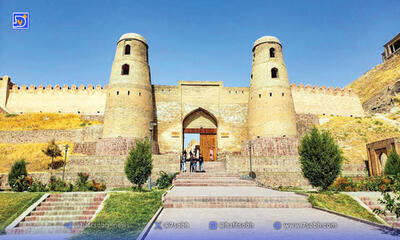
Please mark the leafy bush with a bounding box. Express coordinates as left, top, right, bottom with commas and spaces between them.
299, 127, 344, 191
384, 150, 400, 176
89, 180, 106, 191
28, 178, 47, 192
155, 171, 178, 189
125, 139, 152, 190
12, 176, 31, 192
8, 159, 28, 189
329, 176, 398, 192
373, 174, 400, 218
48, 176, 73, 192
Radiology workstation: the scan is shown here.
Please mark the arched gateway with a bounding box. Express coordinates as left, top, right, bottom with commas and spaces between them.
183, 108, 217, 161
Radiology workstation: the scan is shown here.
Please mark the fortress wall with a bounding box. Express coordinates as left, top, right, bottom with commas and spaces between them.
154, 86, 182, 153
0, 125, 103, 144
219, 87, 249, 153
291, 84, 365, 117
5, 84, 107, 115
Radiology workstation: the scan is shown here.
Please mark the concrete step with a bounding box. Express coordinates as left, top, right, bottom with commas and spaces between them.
19, 220, 90, 227
176, 172, 239, 178
35, 205, 95, 211
30, 210, 96, 216
173, 178, 257, 187
24, 215, 93, 222
40, 201, 102, 207
163, 196, 311, 208
11, 226, 85, 234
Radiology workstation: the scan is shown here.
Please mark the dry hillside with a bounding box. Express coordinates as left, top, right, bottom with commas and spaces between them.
0, 113, 101, 131
348, 54, 400, 103
0, 142, 75, 173
319, 114, 400, 165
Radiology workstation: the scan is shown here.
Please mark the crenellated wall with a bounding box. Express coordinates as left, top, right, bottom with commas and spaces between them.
5, 83, 107, 115
291, 83, 364, 117
0, 75, 365, 154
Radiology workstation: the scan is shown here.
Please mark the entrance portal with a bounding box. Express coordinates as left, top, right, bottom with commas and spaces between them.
183, 108, 217, 161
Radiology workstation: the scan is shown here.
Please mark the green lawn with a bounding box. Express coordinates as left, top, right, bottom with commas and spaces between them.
73, 190, 165, 240
0, 192, 44, 234
309, 193, 384, 224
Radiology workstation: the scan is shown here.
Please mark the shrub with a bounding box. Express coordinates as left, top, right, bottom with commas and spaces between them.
42, 139, 62, 169
89, 180, 106, 191
74, 172, 90, 191
12, 176, 31, 192
155, 171, 178, 189
125, 139, 152, 190
48, 176, 73, 192
8, 159, 28, 189
28, 178, 47, 192
299, 127, 344, 191
384, 150, 400, 176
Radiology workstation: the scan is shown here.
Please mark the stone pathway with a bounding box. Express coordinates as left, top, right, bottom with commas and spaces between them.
144, 162, 400, 240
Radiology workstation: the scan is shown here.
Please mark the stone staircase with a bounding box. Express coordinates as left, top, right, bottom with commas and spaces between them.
163, 161, 311, 208
359, 196, 400, 228
10, 192, 107, 234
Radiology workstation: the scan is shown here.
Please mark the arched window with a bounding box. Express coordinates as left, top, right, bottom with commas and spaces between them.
125, 45, 131, 55
271, 68, 278, 78
270, 48, 275, 58
121, 64, 129, 75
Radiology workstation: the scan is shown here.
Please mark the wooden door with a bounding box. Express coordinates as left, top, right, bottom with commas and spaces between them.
200, 134, 216, 161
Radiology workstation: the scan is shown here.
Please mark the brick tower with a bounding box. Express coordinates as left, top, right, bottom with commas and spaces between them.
102, 33, 153, 138
248, 36, 297, 139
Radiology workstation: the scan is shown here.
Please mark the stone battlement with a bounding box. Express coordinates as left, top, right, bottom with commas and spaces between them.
290, 83, 355, 96
9, 83, 108, 93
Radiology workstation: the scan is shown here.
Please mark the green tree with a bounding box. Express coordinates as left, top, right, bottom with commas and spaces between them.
42, 139, 62, 169
384, 150, 400, 176
125, 139, 153, 190
299, 127, 344, 191
8, 159, 28, 188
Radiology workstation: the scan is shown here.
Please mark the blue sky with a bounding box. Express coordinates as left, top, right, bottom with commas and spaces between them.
0, 0, 399, 88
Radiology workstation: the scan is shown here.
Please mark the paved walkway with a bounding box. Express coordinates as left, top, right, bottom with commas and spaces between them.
145, 208, 399, 240
144, 162, 399, 240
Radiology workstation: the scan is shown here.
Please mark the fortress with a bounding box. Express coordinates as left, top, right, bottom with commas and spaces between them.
0, 33, 366, 187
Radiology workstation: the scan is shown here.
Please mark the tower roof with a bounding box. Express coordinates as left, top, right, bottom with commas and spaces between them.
253, 36, 281, 49
118, 33, 147, 45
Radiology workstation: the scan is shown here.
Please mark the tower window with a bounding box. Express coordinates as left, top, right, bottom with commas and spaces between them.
282, 92, 284, 96
271, 68, 278, 78
117, 91, 119, 95
270, 48, 275, 58
270, 92, 272, 97
128, 90, 130, 95
259, 94, 261, 99
121, 64, 130, 75
125, 45, 131, 55
251, 74, 253, 79
139, 92, 141, 96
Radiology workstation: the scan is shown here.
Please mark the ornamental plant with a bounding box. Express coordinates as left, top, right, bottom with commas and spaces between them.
125, 139, 152, 191
8, 159, 28, 189
299, 127, 344, 191
384, 150, 400, 176
42, 139, 62, 169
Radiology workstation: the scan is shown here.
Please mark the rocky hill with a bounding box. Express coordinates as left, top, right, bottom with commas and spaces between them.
348, 54, 400, 107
